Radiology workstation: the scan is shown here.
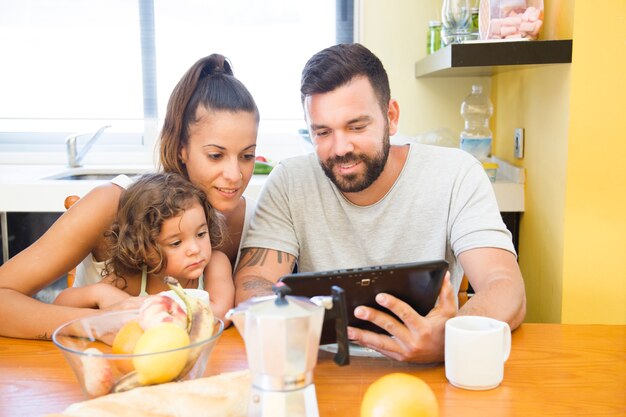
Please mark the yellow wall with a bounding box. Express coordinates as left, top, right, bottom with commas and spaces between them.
560, 0, 626, 323
490, 0, 574, 322
360, 0, 626, 324
492, 65, 571, 322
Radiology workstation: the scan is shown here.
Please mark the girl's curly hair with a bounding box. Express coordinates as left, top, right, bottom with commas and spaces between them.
104, 172, 225, 279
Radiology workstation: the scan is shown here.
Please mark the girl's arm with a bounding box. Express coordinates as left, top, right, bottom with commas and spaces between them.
0, 183, 125, 339
53, 286, 99, 308
53, 282, 133, 309
203, 250, 234, 326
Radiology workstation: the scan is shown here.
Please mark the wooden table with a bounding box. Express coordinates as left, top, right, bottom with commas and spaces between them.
1, 324, 624, 416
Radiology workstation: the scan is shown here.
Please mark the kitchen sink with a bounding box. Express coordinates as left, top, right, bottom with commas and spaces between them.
44, 166, 153, 181
52, 173, 138, 181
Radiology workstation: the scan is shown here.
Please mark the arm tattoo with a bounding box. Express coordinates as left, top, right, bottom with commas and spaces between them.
235, 248, 296, 273
36, 332, 50, 341
241, 276, 275, 296
236, 248, 297, 299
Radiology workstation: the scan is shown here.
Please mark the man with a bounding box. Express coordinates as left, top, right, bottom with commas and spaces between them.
234, 43, 525, 363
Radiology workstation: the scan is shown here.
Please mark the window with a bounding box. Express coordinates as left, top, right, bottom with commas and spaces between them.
0, 0, 354, 163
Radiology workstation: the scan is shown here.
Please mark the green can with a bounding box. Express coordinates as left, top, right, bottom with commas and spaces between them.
471, 7, 479, 34
427, 20, 442, 54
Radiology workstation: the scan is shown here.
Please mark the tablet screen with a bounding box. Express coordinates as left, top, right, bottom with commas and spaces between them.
279, 259, 449, 345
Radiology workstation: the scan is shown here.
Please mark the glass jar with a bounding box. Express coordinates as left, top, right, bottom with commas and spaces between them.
441, 0, 471, 45
479, 0, 544, 40
427, 20, 442, 54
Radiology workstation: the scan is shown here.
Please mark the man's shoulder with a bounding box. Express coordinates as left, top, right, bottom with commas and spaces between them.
409, 142, 473, 161
262, 153, 321, 193
407, 143, 479, 173
277, 152, 317, 167
273, 152, 319, 177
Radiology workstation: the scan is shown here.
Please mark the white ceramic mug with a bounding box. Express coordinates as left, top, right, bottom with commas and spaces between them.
445, 315, 511, 390
161, 289, 209, 311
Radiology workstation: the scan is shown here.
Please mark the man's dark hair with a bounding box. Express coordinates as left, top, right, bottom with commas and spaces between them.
300, 43, 391, 114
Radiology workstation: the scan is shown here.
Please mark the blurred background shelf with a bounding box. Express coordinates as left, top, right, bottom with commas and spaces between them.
415, 39, 573, 78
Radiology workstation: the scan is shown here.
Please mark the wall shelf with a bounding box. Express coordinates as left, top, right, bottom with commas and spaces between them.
415, 39, 573, 78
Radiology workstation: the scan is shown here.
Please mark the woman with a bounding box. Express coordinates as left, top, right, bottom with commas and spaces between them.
0, 54, 259, 339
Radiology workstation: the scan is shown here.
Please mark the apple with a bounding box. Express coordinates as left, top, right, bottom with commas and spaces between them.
138, 295, 187, 331
80, 348, 114, 397
255, 155, 268, 162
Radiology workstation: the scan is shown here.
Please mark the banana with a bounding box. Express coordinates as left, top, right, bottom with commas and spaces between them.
163, 276, 215, 381
112, 278, 215, 393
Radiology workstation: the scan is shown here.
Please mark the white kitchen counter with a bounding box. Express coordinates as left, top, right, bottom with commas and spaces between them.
0, 160, 524, 212
0, 164, 270, 212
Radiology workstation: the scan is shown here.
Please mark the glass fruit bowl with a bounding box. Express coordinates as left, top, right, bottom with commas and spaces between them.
52, 309, 223, 399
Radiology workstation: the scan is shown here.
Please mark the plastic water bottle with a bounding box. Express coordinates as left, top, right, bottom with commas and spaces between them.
460, 84, 493, 161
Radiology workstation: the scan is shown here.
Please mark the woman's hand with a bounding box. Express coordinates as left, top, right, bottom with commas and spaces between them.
346, 272, 457, 363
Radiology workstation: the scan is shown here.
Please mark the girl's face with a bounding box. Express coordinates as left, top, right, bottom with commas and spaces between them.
180, 109, 258, 215
158, 201, 212, 281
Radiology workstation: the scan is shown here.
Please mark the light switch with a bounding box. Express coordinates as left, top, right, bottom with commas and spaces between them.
514, 128, 525, 159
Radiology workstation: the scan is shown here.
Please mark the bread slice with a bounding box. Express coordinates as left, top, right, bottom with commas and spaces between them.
46, 370, 250, 417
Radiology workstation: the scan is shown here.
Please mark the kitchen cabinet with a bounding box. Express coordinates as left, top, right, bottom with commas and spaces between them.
414, 39, 573, 78
0, 212, 66, 302
501, 212, 520, 252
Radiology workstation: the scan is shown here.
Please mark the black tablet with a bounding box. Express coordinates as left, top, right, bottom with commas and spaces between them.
279, 259, 449, 345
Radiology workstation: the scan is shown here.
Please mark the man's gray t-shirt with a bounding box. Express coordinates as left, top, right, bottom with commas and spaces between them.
242, 143, 515, 293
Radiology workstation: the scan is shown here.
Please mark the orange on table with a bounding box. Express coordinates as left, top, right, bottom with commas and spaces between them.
360, 372, 439, 417
111, 319, 144, 373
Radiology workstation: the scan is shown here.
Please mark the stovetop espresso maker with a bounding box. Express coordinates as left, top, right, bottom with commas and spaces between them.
227, 283, 349, 417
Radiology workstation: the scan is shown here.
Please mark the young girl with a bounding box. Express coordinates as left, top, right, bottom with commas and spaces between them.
54, 172, 234, 321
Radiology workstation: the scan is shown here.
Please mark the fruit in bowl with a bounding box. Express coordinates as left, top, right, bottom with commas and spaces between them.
53, 278, 223, 399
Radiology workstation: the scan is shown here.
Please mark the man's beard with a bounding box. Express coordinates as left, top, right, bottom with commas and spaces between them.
320, 132, 391, 193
